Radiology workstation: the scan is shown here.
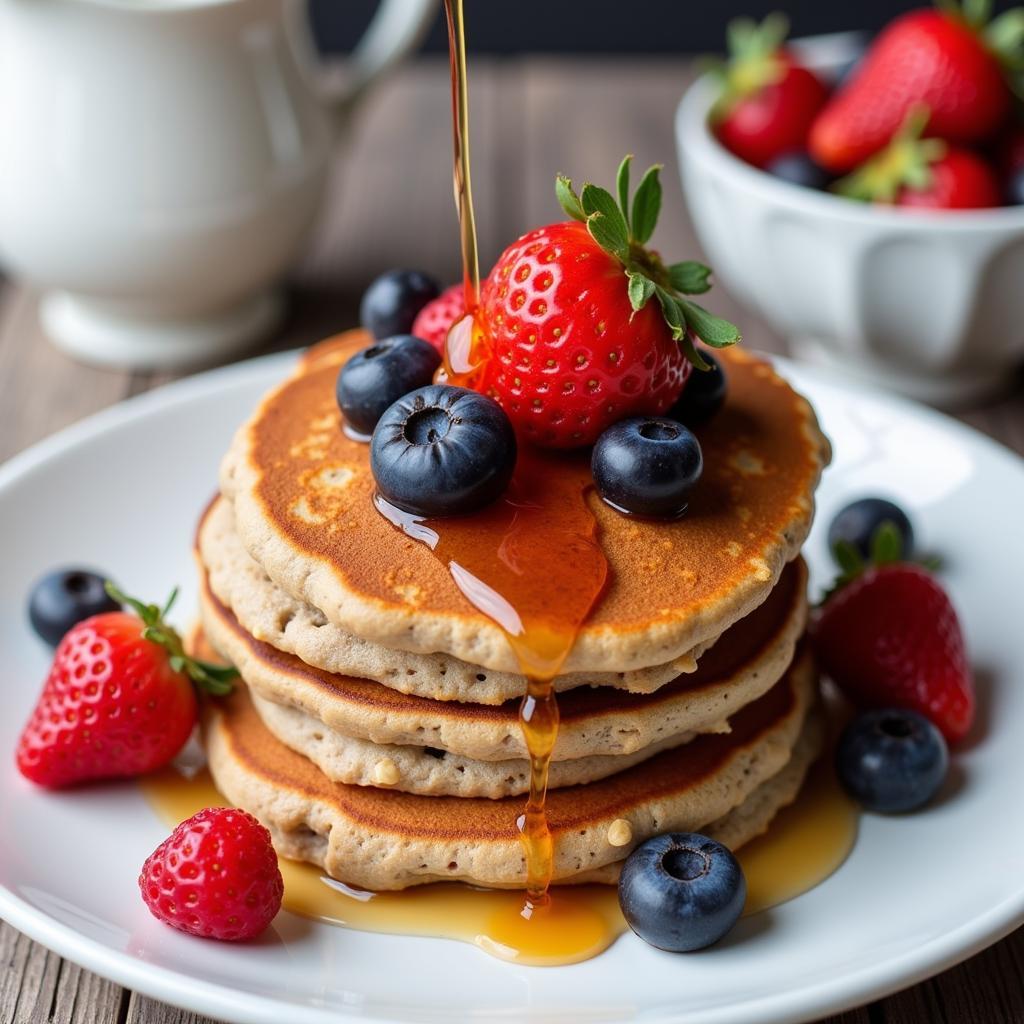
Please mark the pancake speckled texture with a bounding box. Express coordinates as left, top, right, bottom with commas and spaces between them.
204, 647, 819, 890
199, 558, 808, 763
198, 496, 712, 704
220, 331, 830, 674
250, 692, 697, 798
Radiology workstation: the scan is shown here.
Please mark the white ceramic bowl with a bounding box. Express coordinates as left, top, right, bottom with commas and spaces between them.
676, 33, 1024, 406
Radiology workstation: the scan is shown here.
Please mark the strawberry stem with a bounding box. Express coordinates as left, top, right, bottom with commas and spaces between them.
556, 156, 741, 366
104, 581, 236, 696
834, 106, 946, 203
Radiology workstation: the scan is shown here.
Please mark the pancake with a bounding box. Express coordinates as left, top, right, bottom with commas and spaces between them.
204, 647, 821, 890
250, 691, 697, 798
199, 557, 808, 762
198, 495, 715, 704
220, 331, 830, 675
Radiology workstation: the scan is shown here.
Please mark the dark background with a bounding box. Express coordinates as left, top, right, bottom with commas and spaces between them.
311, 0, 1015, 54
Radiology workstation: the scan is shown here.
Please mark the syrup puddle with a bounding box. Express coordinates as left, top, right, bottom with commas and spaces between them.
140, 750, 857, 965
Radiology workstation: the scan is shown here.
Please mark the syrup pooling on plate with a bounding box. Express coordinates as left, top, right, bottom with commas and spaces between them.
374, 447, 608, 903
140, 751, 857, 964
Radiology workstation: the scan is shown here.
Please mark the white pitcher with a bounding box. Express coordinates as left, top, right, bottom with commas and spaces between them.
0, 0, 436, 370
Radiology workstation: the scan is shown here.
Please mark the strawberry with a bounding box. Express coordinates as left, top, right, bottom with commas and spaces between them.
475, 157, 740, 448
139, 807, 283, 941
710, 14, 829, 169
16, 585, 235, 788
812, 525, 975, 744
411, 283, 465, 354
810, 1, 1024, 174
836, 108, 1001, 208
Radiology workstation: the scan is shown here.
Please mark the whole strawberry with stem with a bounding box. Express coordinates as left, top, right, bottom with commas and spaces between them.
16, 584, 236, 788
813, 524, 975, 745
710, 14, 829, 169
810, 0, 1024, 174
836, 107, 1001, 209
477, 156, 740, 448
140, 806, 283, 942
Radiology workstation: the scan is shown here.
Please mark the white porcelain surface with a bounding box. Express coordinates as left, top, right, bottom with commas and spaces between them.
1, 352, 1023, 1024
0, 0, 435, 370
676, 35, 1024, 406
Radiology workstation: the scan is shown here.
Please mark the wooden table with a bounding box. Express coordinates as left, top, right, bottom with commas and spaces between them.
1, 58, 1022, 1024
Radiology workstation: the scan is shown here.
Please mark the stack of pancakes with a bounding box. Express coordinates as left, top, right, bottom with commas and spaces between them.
195, 332, 831, 891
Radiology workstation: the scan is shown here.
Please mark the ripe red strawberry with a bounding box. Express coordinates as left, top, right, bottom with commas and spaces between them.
16, 585, 235, 788
476, 157, 740, 447
810, 2, 1022, 173
813, 531, 974, 744
711, 14, 829, 169
412, 283, 465, 354
139, 807, 283, 941
836, 109, 1001, 209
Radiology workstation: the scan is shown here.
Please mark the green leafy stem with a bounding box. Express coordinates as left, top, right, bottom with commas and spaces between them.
556, 155, 741, 370
105, 581, 237, 696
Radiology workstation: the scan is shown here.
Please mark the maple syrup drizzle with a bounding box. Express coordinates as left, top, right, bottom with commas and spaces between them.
375, 448, 607, 905
139, 751, 858, 965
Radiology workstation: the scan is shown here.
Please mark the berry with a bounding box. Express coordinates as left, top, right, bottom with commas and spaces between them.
478, 157, 739, 448
836, 111, 1001, 210
809, 5, 1020, 174
370, 384, 516, 517
336, 335, 441, 437
360, 270, 440, 340
592, 418, 703, 519
813, 563, 974, 744
711, 15, 828, 169
618, 833, 746, 952
828, 497, 914, 563
994, 123, 1024, 204
667, 350, 727, 427
411, 283, 465, 355
16, 586, 235, 788
139, 807, 283, 941
896, 148, 1001, 209
1006, 164, 1024, 205
28, 569, 121, 647
837, 709, 949, 813
764, 150, 831, 190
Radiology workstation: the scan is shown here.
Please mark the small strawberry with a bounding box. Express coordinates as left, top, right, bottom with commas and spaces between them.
835, 109, 1001, 209
16, 584, 235, 788
710, 14, 829, 169
476, 157, 740, 448
810, 0, 1024, 174
411, 283, 465, 354
139, 807, 283, 941
813, 524, 975, 744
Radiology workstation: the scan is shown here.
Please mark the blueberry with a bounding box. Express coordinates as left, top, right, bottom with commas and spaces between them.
592, 417, 702, 519
360, 270, 440, 339
668, 353, 727, 427
618, 832, 746, 952
28, 569, 121, 647
828, 497, 915, 562
370, 384, 516, 517
836, 709, 949, 813
765, 151, 831, 191
1004, 165, 1024, 205
336, 335, 442, 438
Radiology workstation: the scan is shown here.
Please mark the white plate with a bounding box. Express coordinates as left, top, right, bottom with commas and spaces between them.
1, 351, 1023, 1024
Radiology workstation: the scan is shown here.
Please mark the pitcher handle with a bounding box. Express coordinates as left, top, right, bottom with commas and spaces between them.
295, 0, 437, 117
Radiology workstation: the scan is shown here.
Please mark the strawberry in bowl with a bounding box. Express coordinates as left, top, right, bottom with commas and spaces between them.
709, 14, 828, 174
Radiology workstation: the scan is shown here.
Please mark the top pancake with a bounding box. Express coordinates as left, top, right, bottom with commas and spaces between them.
221, 331, 830, 674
